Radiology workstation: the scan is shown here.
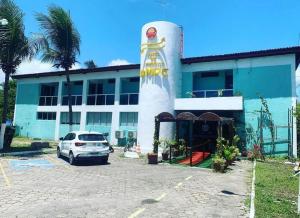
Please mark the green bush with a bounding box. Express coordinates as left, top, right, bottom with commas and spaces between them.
214, 135, 241, 172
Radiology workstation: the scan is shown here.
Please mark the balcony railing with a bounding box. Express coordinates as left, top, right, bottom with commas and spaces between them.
87, 94, 115, 105
120, 93, 139, 105
192, 89, 233, 98
62, 95, 82, 106
39, 96, 58, 106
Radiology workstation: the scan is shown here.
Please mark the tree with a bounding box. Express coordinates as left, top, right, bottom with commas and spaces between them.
84, 60, 97, 69
0, 80, 16, 121
0, 0, 33, 149
35, 6, 81, 131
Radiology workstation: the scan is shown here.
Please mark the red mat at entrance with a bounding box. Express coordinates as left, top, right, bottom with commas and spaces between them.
179, 152, 210, 165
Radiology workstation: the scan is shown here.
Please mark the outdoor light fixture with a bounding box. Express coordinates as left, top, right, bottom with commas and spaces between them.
0, 18, 8, 45
0, 18, 8, 26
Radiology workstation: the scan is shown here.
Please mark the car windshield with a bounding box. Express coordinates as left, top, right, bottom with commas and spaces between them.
78, 134, 105, 141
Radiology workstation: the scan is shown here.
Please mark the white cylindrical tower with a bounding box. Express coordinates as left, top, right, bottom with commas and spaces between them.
137, 21, 182, 153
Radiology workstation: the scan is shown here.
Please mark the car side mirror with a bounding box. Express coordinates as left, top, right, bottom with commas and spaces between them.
103, 133, 109, 137
59, 137, 64, 141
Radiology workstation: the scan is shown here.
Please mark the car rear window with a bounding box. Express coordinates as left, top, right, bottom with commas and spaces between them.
78, 134, 105, 141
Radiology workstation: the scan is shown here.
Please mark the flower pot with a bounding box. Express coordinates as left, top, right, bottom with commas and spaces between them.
212, 163, 226, 173
162, 152, 169, 161
148, 153, 158, 164
173, 149, 180, 157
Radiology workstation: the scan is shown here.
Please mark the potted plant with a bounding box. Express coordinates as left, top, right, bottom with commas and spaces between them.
168, 140, 179, 157
212, 155, 226, 173
148, 139, 160, 164
178, 139, 186, 156
160, 139, 169, 161
148, 120, 160, 164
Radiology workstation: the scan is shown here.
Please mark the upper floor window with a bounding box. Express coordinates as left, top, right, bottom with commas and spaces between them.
39, 83, 58, 106
192, 70, 233, 98
87, 79, 115, 105
225, 71, 233, 89
62, 81, 83, 106
120, 77, 139, 105
201, 72, 219, 78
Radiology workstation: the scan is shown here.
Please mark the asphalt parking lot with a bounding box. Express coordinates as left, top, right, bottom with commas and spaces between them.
0, 151, 251, 218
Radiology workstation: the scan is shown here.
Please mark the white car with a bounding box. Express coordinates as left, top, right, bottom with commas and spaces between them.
57, 131, 111, 165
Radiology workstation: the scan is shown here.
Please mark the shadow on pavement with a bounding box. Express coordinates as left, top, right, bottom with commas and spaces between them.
59, 155, 111, 166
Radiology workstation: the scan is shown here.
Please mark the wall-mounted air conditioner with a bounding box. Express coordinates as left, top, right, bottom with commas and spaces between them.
128, 131, 137, 139
115, 130, 125, 139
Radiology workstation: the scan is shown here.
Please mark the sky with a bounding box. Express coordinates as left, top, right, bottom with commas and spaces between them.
3, 0, 300, 83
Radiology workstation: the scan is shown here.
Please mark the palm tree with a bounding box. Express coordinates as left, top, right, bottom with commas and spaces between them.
35, 6, 81, 131
84, 60, 97, 69
0, 0, 33, 149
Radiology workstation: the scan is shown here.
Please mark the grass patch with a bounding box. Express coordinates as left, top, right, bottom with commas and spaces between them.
255, 160, 298, 218
3, 136, 57, 153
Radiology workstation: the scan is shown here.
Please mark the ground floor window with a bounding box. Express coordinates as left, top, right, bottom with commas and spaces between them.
60, 112, 81, 124
120, 112, 138, 127
86, 112, 112, 126
37, 112, 56, 120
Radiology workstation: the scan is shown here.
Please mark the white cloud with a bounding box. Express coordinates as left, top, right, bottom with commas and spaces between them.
16, 59, 54, 75
107, 59, 131, 66
0, 59, 82, 82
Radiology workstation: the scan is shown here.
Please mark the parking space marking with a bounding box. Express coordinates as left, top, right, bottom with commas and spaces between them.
0, 160, 11, 187
155, 193, 166, 202
174, 182, 183, 189
185, 175, 193, 181
9, 159, 54, 170
128, 208, 145, 218
45, 155, 73, 171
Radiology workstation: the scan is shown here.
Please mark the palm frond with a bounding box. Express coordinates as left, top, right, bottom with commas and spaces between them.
35, 5, 81, 70
0, 0, 34, 74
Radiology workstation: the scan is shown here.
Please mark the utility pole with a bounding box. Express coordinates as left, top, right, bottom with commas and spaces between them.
0, 18, 8, 150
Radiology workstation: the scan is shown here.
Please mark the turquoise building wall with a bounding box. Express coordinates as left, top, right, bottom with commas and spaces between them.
59, 124, 80, 138
117, 112, 138, 146
181, 72, 193, 98
180, 64, 293, 154
15, 83, 56, 139
233, 64, 292, 154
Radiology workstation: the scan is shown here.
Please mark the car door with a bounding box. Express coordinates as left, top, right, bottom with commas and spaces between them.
65, 133, 76, 153
61, 133, 71, 155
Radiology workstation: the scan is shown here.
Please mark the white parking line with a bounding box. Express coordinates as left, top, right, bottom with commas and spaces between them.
174, 182, 183, 189
155, 193, 166, 201
128, 208, 145, 218
185, 176, 193, 181
0, 160, 11, 187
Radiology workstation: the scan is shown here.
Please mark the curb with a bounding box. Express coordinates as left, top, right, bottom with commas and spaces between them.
0, 148, 56, 157
250, 160, 256, 218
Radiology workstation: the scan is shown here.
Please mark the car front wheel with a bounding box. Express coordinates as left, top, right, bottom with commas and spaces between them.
69, 152, 76, 165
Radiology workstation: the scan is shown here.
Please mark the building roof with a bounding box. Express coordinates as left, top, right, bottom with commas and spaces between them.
182, 46, 300, 64
12, 46, 300, 79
